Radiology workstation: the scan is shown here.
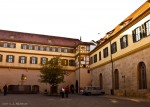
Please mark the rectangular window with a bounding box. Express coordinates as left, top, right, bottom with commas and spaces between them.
132, 27, 141, 42
41, 57, 48, 64
9, 43, 16, 48
30, 57, 38, 64
3, 42, 8, 48
46, 47, 50, 51
21, 44, 28, 49
61, 59, 68, 66
39, 46, 45, 51
34, 46, 38, 50
19, 56, 27, 64
94, 54, 97, 63
111, 42, 117, 54
6, 55, 14, 63
29, 44, 33, 50
90, 57, 93, 65
64, 48, 68, 53
86, 46, 90, 51
120, 35, 128, 49
69, 60, 75, 66
103, 47, 108, 58
58, 48, 61, 52
99, 51, 101, 61
0, 54, 3, 62
52, 47, 56, 52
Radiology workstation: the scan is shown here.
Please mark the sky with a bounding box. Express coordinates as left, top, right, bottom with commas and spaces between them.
0, 0, 147, 42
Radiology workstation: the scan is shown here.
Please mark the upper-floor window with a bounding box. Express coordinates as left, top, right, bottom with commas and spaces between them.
90, 57, 93, 65
145, 20, 150, 36
10, 43, 16, 48
41, 57, 48, 64
61, 59, 68, 66
39, 46, 45, 51
103, 47, 108, 58
21, 44, 28, 49
58, 48, 61, 52
99, 51, 101, 61
132, 27, 141, 42
3, 42, 8, 48
132, 20, 150, 42
94, 54, 97, 63
111, 42, 117, 54
19, 56, 27, 64
86, 46, 90, 51
0, 54, 3, 62
69, 60, 75, 66
30, 57, 38, 64
29, 44, 33, 50
52, 47, 56, 52
46, 47, 50, 51
64, 48, 68, 53
120, 35, 128, 49
69, 49, 74, 53
34, 46, 38, 50
6, 55, 14, 63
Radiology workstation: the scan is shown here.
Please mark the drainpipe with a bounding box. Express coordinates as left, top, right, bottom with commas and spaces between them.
78, 46, 81, 94
109, 38, 114, 95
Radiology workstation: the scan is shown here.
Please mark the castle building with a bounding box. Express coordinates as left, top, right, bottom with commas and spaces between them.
90, 1, 150, 97
0, 30, 94, 93
0, 1, 149, 97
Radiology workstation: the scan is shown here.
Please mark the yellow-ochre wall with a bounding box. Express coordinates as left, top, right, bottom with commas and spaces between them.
89, 3, 150, 97
0, 40, 77, 93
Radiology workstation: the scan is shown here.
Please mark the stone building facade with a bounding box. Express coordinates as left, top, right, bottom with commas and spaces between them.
90, 1, 150, 97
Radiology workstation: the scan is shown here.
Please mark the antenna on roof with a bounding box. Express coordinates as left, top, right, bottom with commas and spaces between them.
80, 36, 82, 41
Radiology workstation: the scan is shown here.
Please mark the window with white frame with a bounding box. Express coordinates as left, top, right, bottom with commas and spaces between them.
19, 56, 27, 64
120, 35, 128, 49
6, 55, 14, 63
41, 57, 48, 64
30, 57, 38, 64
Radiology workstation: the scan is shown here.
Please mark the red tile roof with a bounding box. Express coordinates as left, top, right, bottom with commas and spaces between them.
0, 30, 92, 47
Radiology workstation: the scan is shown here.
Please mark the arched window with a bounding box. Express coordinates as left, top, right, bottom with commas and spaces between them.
99, 73, 103, 89
114, 69, 119, 90
138, 62, 147, 89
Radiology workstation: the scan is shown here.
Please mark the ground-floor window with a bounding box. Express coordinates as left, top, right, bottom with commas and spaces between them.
138, 62, 147, 89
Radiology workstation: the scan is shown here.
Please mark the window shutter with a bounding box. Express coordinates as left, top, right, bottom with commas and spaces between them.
19, 56, 21, 63
66, 59, 68, 66
24, 57, 27, 63
0, 55, 3, 62
6, 55, 8, 62
35, 57, 37, 64
21, 44, 23, 49
120, 37, 123, 49
12, 55, 14, 62
132, 30, 136, 42
30, 57, 32, 64
125, 35, 128, 47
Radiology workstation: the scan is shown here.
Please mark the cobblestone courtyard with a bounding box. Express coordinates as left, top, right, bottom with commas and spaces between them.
0, 93, 150, 107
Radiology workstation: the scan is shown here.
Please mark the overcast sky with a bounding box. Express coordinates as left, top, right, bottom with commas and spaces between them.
0, 0, 146, 42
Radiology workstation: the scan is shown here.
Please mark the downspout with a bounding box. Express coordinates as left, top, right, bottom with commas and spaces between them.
109, 38, 114, 95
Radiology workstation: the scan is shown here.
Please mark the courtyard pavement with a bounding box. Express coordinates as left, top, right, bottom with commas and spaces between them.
0, 93, 150, 107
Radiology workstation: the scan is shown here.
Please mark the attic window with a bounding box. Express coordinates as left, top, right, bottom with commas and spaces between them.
106, 29, 115, 35
119, 18, 132, 27
48, 39, 52, 43
10, 35, 14, 39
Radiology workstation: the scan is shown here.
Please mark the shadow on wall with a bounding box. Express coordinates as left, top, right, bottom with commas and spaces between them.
8, 85, 39, 94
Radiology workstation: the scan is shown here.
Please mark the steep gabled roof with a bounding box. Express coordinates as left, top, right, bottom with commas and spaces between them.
96, 1, 150, 44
